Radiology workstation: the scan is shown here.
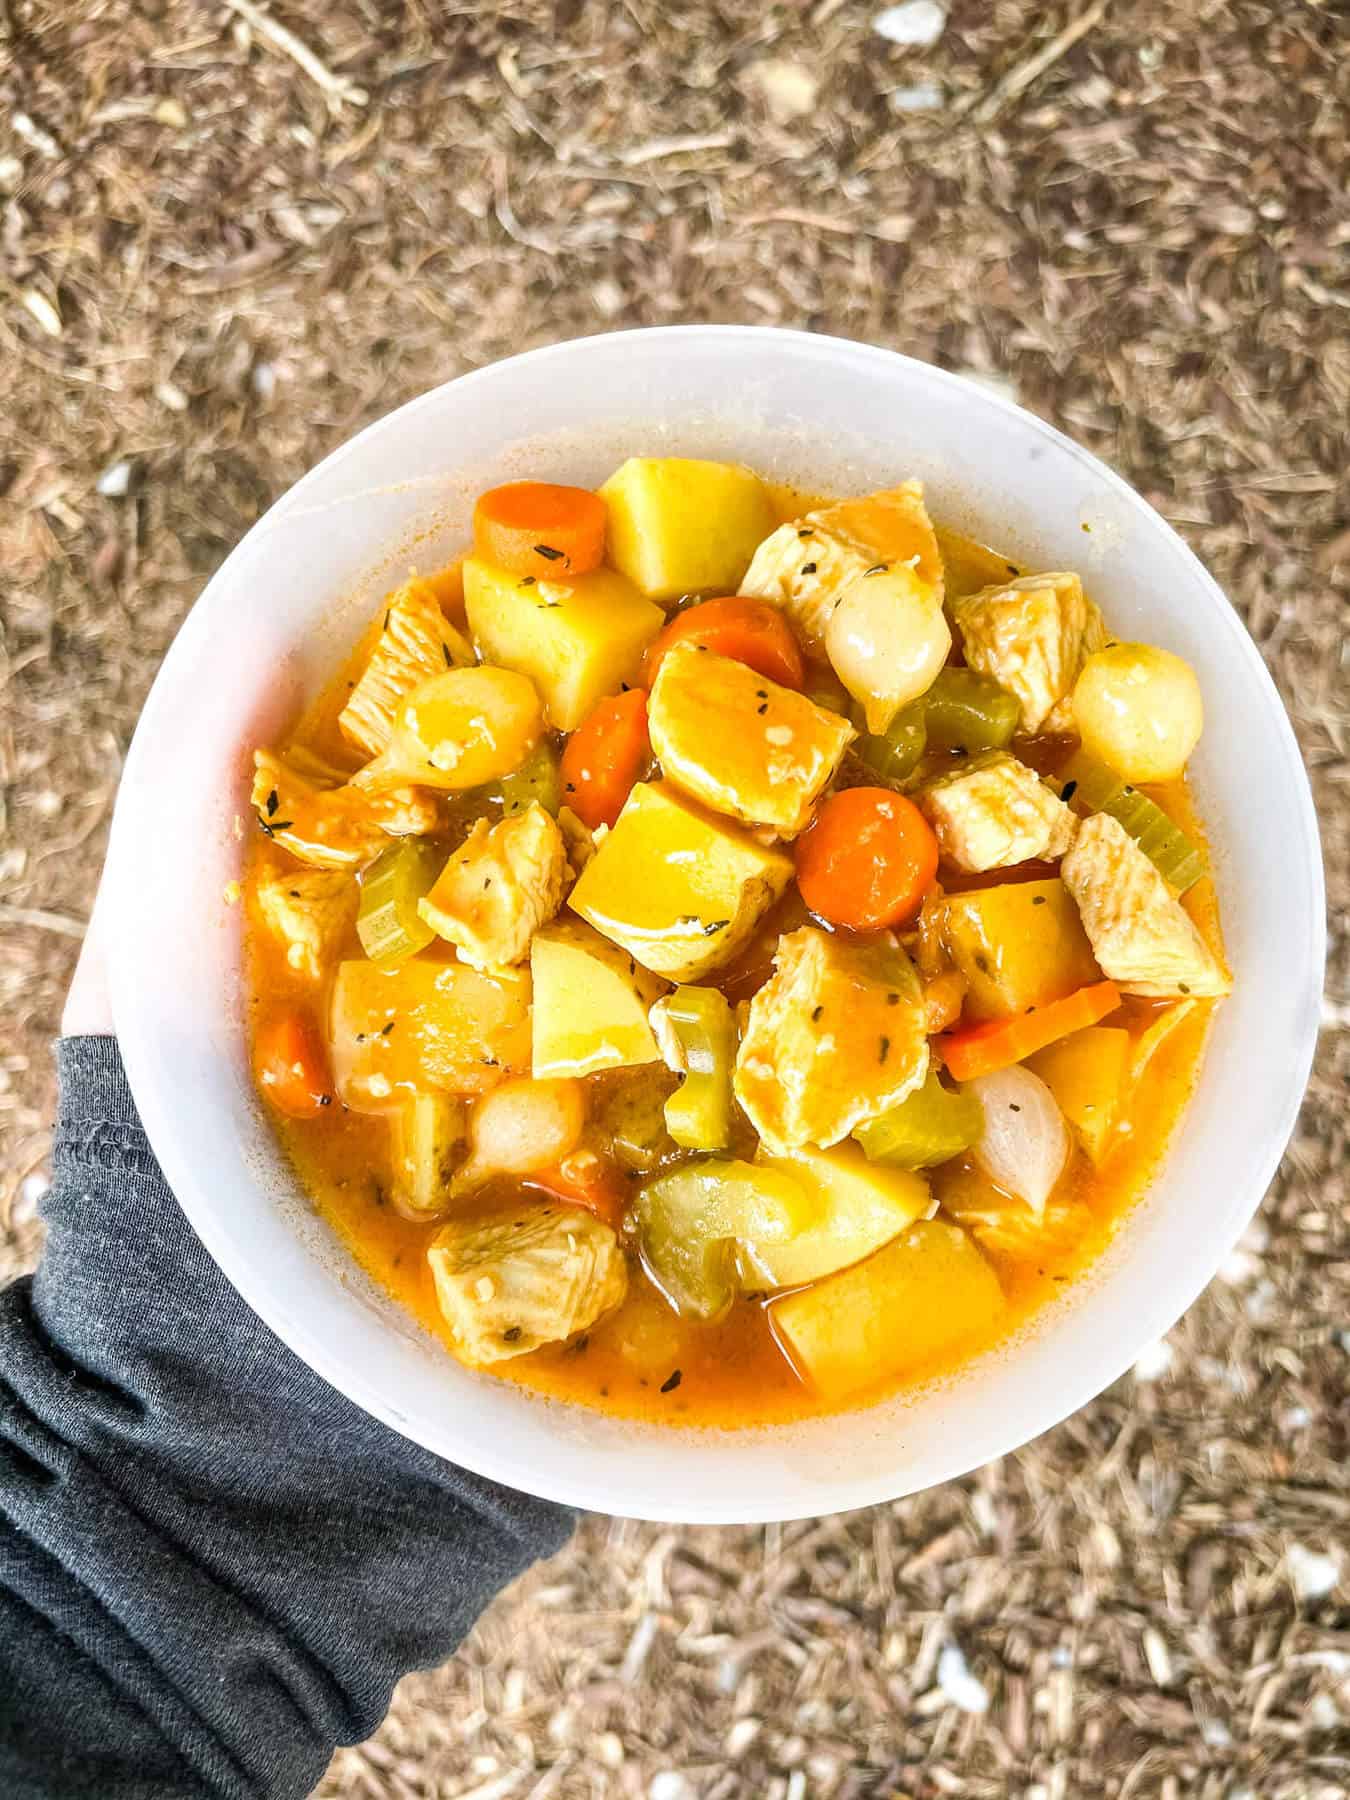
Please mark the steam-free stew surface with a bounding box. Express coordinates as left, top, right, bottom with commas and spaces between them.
244, 467, 1226, 1425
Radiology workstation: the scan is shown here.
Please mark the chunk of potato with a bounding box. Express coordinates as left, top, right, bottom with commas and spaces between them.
463, 556, 663, 731
569, 781, 793, 981
531, 918, 668, 1077
749, 1143, 929, 1287
770, 1220, 1005, 1400
1027, 1025, 1130, 1164
599, 457, 779, 601
941, 878, 1101, 1022
391, 1091, 466, 1218
648, 644, 854, 835
329, 958, 531, 1109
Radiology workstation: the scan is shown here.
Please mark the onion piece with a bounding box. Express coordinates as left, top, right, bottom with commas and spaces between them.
968, 1066, 1069, 1216
454, 1078, 586, 1191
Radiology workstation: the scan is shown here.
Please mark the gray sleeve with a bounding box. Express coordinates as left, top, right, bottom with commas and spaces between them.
0, 1037, 575, 1800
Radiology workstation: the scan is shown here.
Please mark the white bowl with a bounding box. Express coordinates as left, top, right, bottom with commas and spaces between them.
105, 328, 1324, 1523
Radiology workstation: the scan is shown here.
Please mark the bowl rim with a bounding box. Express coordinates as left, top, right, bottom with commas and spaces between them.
106, 325, 1325, 1521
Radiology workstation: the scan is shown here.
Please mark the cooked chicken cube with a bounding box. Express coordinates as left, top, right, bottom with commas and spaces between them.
339, 576, 474, 758
733, 927, 929, 1153
742, 482, 949, 733
251, 749, 440, 869
950, 571, 1106, 735
1061, 814, 1231, 998
648, 644, 854, 836
917, 752, 1079, 873
742, 481, 943, 645
428, 1201, 627, 1365
255, 868, 356, 980
417, 801, 567, 970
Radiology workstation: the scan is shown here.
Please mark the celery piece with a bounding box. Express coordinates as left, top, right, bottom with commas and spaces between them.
497, 737, 562, 817
357, 840, 442, 965
852, 698, 928, 786
636, 1159, 816, 1321
1059, 751, 1206, 893
854, 1067, 981, 1169
659, 986, 737, 1151
391, 1091, 465, 1218
923, 669, 1020, 754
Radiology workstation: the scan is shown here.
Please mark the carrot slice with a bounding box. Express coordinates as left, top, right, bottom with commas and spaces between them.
473, 481, 607, 579
794, 787, 939, 932
644, 596, 805, 691
939, 980, 1122, 1082
528, 1151, 627, 1231
560, 688, 650, 830
255, 1013, 334, 1118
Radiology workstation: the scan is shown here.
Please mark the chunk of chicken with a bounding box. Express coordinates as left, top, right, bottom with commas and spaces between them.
428, 1200, 627, 1365
1061, 814, 1231, 998
733, 927, 929, 1153
417, 801, 567, 970
648, 644, 854, 836
251, 749, 440, 869
742, 481, 943, 644
950, 571, 1106, 735
255, 867, 356, 980
339, 576, 475, 758
917, 752, 1079, 873
742, 482, 949, 733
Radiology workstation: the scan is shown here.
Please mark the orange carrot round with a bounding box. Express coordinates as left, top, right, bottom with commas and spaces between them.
473, 481, 607, 579
795, 787, 939, 932
255, 1013, 334, 1118
644, 596, 805, 691
560, 687, 650, 830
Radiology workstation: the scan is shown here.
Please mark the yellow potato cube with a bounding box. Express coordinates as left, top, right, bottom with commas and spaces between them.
329, 958, 532, 1109
749, 1142, 929, 1287
531, 919, 668, 1078
1027, 1025, 1131, 1163
647, 644, 854, 836
599, 457, 779, 601
568, 781, 793, 981
941, 878, 1101, 1022
463, 556, 663, 731
770, 1221, 1005, 1401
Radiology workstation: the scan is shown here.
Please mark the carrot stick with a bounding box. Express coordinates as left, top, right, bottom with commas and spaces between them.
939, 980, 1122, 1082
644, 596, 805, 690
528, 1151, 627, 1230
473, 481, 607, 579
255, 1013, 334, 1118
794, 787, 939, 931
560, 688, 650, 830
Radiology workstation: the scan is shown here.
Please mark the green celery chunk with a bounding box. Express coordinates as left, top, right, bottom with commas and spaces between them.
636, 1159, 815, 1321
1059, 751, 1206, 893
854, 1067, 982, 1169
497, 738, 561, 817
923, 669, 1020, 754
852, 698, 928, 785
391, 1091, 464, 1217
659, 986, 737, 1151
357, 840, 442, 965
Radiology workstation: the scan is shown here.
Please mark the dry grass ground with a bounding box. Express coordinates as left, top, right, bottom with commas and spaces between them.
1, 2, 1347, 1795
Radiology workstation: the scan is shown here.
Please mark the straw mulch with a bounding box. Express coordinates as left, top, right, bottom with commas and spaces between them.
1, 2, 1346, 1795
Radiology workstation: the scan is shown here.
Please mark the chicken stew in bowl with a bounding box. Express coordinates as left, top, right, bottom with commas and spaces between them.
244, 460, 1229, 1424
